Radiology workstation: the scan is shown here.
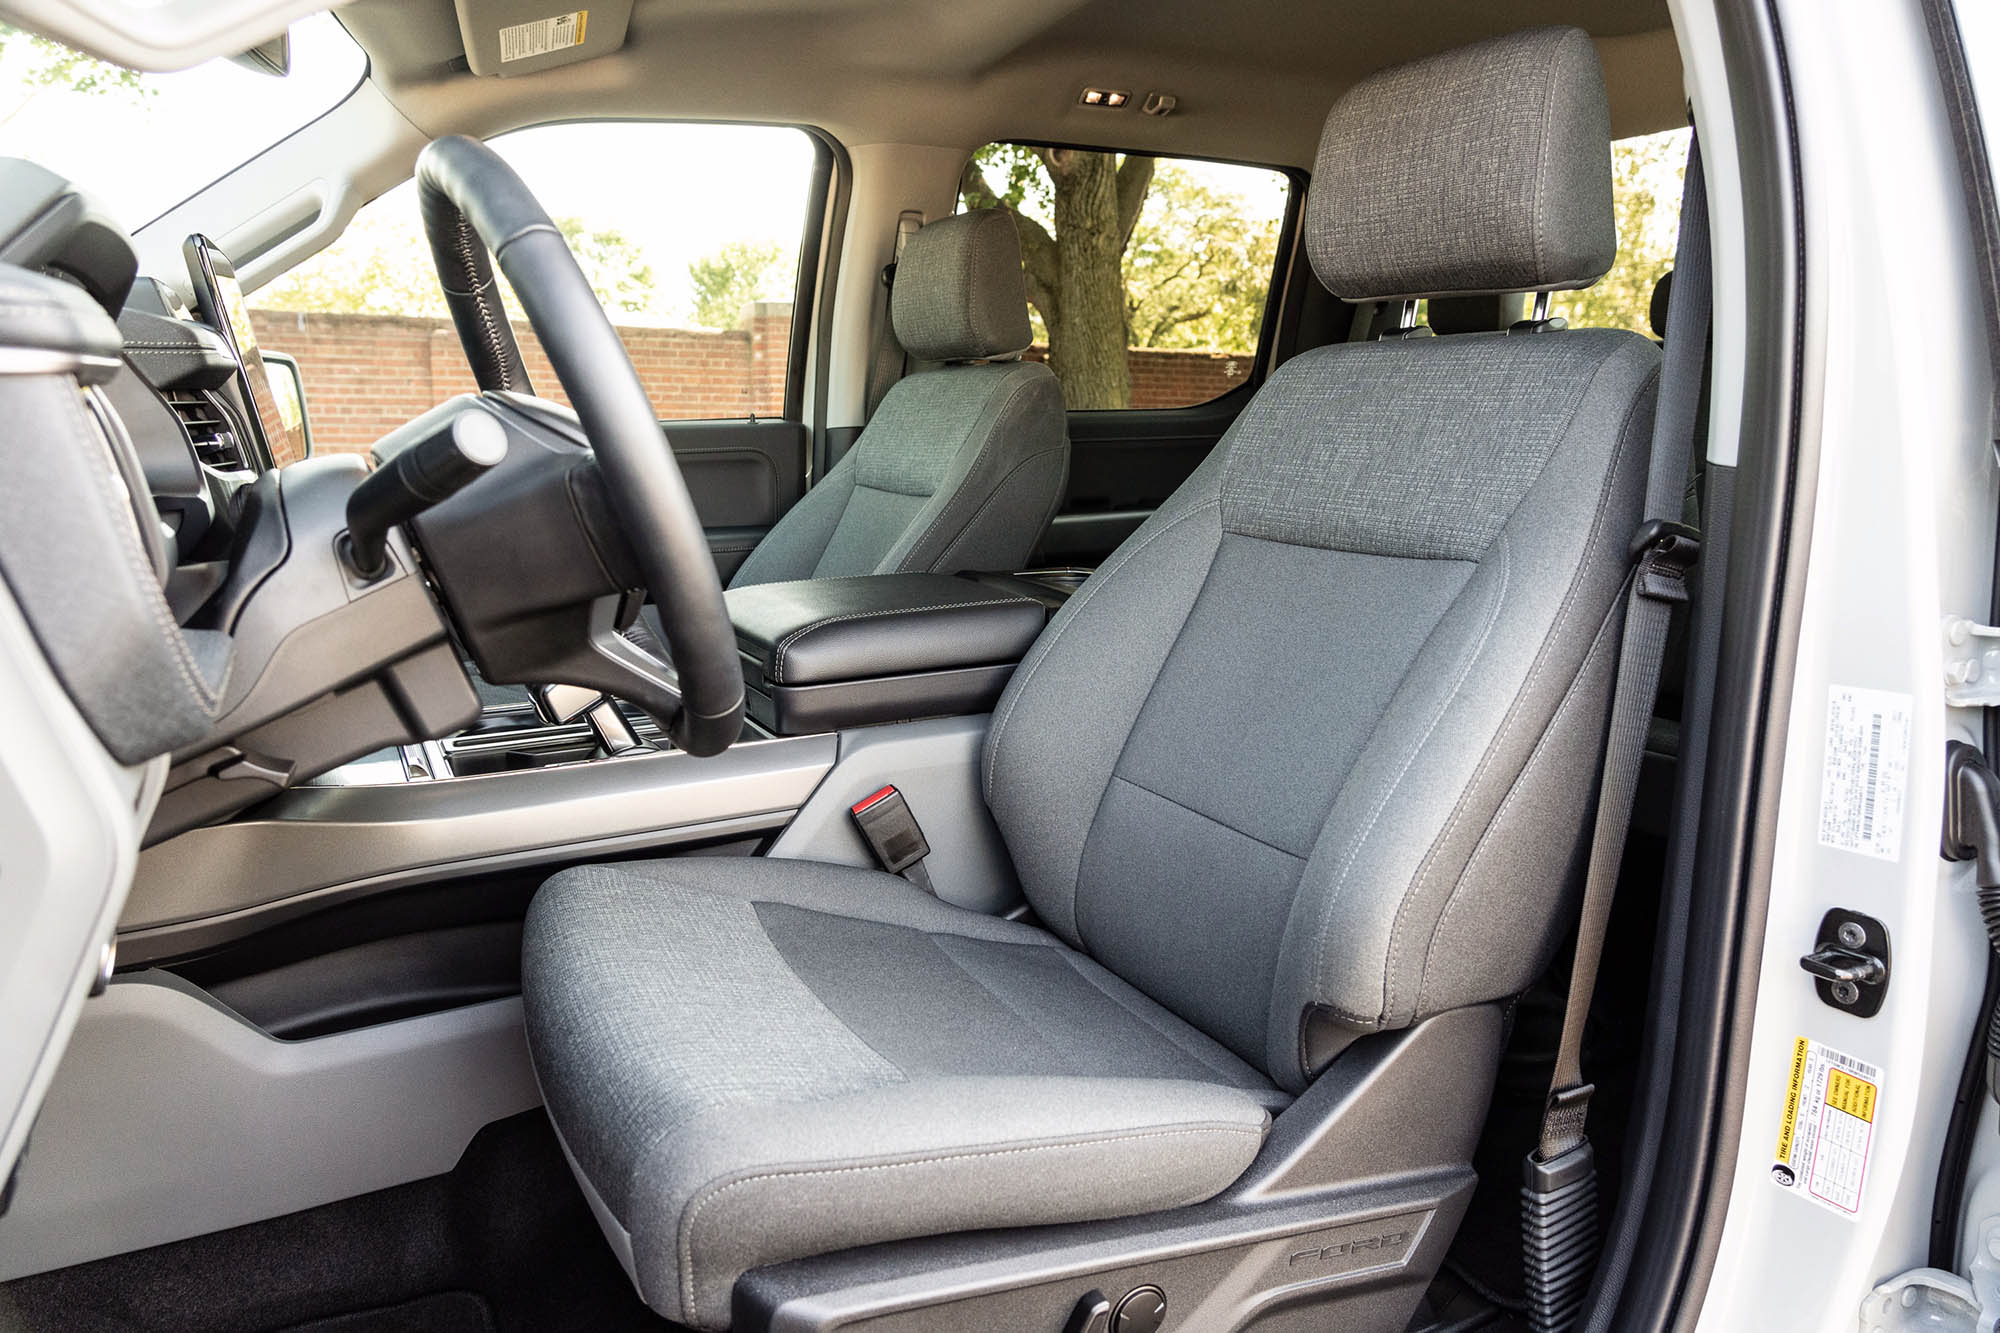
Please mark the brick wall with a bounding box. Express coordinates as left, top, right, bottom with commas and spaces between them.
249, 303, 1252, 455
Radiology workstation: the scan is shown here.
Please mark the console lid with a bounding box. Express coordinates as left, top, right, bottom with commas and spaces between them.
726, 574, 1049, 734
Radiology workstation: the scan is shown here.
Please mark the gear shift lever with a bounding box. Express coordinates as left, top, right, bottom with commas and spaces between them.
533, 683, 649, 757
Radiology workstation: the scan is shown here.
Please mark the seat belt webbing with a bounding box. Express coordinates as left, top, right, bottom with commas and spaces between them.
862, 211, 923, 422
1521, 134, 1710, 1333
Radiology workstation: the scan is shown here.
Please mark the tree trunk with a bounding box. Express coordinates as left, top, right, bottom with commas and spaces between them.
1044, 150, 1131, 409
960, 149, 1157, 411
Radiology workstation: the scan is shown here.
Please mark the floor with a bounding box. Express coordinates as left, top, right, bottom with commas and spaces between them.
0, 1112, 677, 1333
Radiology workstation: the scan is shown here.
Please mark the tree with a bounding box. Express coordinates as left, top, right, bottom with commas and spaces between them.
688, 240, 786, 330
255, 202, 658, 321
1554, 129, 1689, 333
0, 24, 147, 126
1123, 165, 1281, 352
559, 218, 655, 316
961, 145, 1153, 409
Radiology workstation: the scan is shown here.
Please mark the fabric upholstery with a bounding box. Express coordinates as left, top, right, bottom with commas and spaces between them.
727, 360, 1067, 587
890, 208, 1034, 363
523, 856, 1274, 1329
1307, 27, 1616, 300
525, 26, 1659, 1323
985, 328, 1660, 1087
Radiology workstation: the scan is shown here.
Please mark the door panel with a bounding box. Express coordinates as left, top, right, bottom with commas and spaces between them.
1033, 384, 1254, 566
663, 419, 807, 578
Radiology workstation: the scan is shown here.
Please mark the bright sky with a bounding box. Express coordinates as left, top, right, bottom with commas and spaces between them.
0, 12, 366, 226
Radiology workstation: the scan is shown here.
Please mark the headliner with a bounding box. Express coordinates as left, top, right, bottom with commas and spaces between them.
339, 0, 1684, 169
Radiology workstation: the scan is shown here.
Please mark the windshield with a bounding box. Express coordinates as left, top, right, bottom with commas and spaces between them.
0, 13, 365, 228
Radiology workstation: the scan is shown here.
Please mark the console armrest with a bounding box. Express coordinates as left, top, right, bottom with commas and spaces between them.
725, 574, 1049, 734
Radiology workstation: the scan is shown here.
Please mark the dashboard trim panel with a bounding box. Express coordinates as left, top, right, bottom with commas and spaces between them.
120, 732, 837, 962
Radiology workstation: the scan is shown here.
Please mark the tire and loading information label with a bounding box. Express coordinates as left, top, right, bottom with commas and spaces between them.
498, 10, 588, 62
1816, 685, 1912, 862
1771, 1036, 1881, 1217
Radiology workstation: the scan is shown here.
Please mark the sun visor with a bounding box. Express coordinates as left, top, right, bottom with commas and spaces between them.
452, 0, 631, 77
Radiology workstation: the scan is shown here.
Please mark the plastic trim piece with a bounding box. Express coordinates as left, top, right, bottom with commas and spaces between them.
0, 975, 540, 1282
736, 1006, 1503, 1333
120, 732, 836, 963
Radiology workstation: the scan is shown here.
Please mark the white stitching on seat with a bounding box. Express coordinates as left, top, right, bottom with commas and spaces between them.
928, 444, 1067, 571
769, 596, 1029, 681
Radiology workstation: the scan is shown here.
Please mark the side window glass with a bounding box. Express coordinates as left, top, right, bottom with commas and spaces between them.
252, 121, 817, 454
959, 145, 1292, 410
1552, 127, 1691, 335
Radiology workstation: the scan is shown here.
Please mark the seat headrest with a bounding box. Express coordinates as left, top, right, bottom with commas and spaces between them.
892, 209, 1034, 363
1307, 26, 1617, 303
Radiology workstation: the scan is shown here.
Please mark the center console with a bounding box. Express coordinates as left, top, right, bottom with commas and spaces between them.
119, 569, 1082, 963
726, 572, 1058, 734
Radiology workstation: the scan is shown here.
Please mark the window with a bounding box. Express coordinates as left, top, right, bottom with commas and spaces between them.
252, 121, 818, 455
0, 14, 365, 228
1552, 127, 1691, 335
959, 145, 1293, 410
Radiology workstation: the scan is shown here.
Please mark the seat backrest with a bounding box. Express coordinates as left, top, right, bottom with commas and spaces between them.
727, 209, 1068, 587
984, 26, 1660, 1094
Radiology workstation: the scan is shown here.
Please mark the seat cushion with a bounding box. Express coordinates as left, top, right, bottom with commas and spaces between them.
522, 855, 1278, 1329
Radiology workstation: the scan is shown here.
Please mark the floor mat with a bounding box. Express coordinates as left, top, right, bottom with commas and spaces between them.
0, 1112, 676, 1333
277, 1291, 494, 1333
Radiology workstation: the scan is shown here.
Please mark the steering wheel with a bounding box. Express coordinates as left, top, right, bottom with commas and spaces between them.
412, 134, 743, 756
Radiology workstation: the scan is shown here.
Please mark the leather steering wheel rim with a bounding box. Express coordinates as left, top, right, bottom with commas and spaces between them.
415, 134, 744, 757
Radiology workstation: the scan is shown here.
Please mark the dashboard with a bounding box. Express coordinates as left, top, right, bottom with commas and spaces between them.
0, 156, 482, 844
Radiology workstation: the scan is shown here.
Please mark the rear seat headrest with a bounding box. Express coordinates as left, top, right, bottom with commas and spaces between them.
1307, 26, 1617, 303
892, 208, 1034, 363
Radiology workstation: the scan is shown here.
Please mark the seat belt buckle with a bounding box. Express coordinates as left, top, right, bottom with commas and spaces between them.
1629, 518, 1701, 604
850, 785, 931, 878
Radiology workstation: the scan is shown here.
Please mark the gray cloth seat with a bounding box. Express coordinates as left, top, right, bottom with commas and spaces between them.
525, 857, 1279, 1327
524, 25, 1658, 1330
726, 208, 1069, 588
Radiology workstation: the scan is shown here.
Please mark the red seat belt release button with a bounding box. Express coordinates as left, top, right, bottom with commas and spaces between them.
849, 785, 931, 877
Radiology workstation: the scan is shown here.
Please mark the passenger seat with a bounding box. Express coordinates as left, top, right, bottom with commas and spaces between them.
727, 208, 1069, 587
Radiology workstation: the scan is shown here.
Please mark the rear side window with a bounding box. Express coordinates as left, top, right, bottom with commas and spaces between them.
1553, 127, 1692, 335
960, 144, 1292, 410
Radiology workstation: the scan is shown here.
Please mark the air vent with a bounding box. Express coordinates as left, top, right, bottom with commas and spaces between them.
164, 389, 249, 471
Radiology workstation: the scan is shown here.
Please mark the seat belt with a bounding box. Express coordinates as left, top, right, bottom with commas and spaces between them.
1520, 134, 1710, 1333
862, 211, 923, 423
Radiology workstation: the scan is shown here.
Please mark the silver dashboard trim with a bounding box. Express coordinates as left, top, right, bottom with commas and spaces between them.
120, 733, 836, 961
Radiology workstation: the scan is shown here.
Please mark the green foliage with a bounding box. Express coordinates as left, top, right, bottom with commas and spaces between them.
688, 239, 788, 330
558, 217, 654, 315
963, 147, 1283, 360
969, 143, 1052, 221
256, 200, 659, 320
1123, 165, 1282, 352
0, 24, 146, 100
1554, 129, 1689, 334
253, 205, 447, 317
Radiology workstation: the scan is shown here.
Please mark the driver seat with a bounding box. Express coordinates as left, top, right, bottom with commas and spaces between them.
524, 26, 1655, 1330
